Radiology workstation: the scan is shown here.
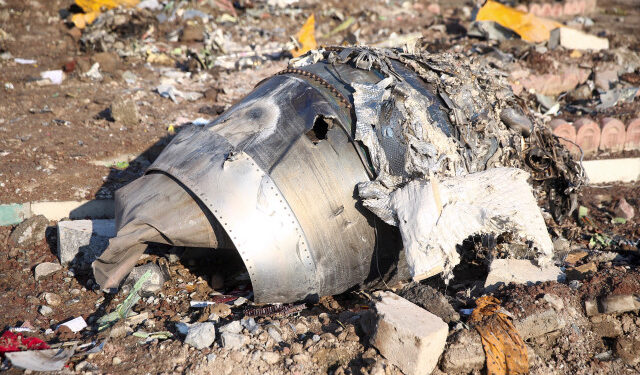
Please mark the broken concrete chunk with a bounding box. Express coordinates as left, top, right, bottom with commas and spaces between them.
484, 259, 564, 291
9, 215, 48, 248
57, 219, 116, 267
590, 315, 623, 338
184, 322, 216, 349
616, 335, 640, 366
440, 329, 485, 373
513, 309, 566, 340
566, 262, 597, 281
34, 262, 62, 280
585, 294, 640, 316
371, 291, 448, 375
221, 331, 246, 350
549, 27, 609, 51
111, 97, 140, 127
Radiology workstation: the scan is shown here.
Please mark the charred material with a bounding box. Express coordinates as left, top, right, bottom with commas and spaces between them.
93, 44, 584, 303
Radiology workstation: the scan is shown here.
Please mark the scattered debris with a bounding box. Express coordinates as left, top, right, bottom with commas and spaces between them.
59, 317, 88, 333
5, 348, 75, 372
96, 269, 152, 330
474, 0, 561, 42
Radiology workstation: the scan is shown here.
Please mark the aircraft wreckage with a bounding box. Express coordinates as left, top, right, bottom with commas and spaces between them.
93, 45, 585, 303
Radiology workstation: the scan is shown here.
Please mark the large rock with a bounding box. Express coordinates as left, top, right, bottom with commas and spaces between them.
57, 219, 116, 267
513, 309, 566, 340
111, 97, 139, 127
440, 329, 485, 373
484, 259, 564, 291
9, 215, 48, 248
616, 335, 640, 366
614, 198, 635, 220
221, 331, 246, 350
585, 294, 640, 316
184, 322, 216, 349
371, 291, 448, 375
123, 262, 168, 293
34, 262, 62, 280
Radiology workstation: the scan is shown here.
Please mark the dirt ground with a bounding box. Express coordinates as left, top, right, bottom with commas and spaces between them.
1, 0, 640, 374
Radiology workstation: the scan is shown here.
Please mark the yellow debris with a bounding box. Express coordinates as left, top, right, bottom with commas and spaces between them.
570, 50, 583, 58
72, 0, 140, 29
470, 296, 529, 375
475, 0, 562, 43
291, 14, 317, 58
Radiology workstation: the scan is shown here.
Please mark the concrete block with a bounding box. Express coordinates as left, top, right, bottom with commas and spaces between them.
484, 259, 564, 291
57, 219, 116, 267
31, 200, 115, 221
582, 158, 640, 183
372, 291, 448, 375
549, 27, 609, 51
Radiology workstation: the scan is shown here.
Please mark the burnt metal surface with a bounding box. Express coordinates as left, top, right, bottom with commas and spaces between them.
93, 46, 583, 303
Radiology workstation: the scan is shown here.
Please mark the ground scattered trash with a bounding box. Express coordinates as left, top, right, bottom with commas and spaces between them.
59, 317, 88, 333
0, 331, 49, 354
5, 347, 76, 372
97, 269, 152, 330
474, 0, 562, 42
39, 70, 65, 85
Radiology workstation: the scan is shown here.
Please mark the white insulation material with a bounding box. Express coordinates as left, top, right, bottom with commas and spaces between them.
390, 168, 554, 281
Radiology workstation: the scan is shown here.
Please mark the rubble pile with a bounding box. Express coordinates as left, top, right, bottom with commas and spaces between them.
1, 0, 639, 374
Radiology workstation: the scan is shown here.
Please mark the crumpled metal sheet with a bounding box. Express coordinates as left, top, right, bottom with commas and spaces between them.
93, 44, 584, 302
293, 46, 582, 279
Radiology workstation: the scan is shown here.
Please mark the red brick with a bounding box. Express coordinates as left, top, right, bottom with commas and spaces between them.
550, 119, 578, 153
540, 3, 553, 17
625, 118, 640, 151
515, 4, 529, 13
574, 118, 601, 155
600, 117, 626, 152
